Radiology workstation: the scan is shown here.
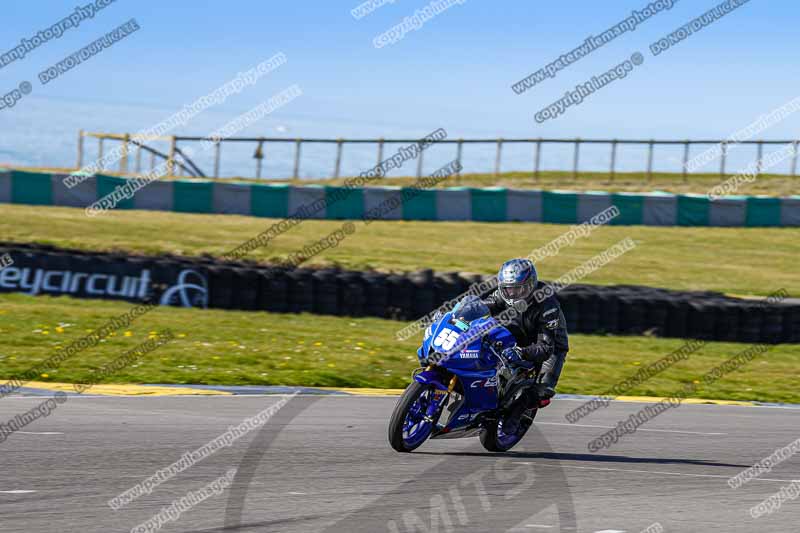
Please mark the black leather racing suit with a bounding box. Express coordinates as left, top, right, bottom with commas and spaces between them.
482, 281, 569, 398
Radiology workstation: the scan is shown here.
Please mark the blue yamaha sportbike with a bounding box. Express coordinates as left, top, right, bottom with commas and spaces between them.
388, 296, 540, 453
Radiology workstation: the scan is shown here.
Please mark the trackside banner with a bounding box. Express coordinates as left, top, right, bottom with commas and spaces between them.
0, 247, 208, 309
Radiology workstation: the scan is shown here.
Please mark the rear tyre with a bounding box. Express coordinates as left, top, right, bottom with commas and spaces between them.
480, 407, 537, 452
388, 381, 436, 453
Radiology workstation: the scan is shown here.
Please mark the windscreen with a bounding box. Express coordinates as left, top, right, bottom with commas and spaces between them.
451, 295, 490, 324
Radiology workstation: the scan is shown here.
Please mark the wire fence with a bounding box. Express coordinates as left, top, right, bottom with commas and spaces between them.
77, 130, 800, 182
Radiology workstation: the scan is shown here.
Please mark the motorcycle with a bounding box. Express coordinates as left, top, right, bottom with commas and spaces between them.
388, 295, 542, 453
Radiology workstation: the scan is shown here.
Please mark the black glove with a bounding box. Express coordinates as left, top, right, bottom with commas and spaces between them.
502, 347, 535, 369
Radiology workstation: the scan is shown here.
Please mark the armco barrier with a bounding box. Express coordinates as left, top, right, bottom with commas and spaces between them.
2, 170, 800, 227
0, 242, 797, 344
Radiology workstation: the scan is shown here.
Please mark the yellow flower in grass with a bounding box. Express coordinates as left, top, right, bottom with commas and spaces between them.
40, 373, 49, 378
123, 331, 133, 337
55, 326, 64, 333
313, 342, 323, 346
41, 331, 50, 335
177, 333, 186, 338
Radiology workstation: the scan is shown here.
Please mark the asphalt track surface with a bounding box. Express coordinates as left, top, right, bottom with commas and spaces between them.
1, 394, 798, 532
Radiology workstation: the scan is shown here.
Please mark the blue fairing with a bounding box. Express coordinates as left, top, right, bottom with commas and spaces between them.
413, 370, 448, 390
415, 298, 519, 430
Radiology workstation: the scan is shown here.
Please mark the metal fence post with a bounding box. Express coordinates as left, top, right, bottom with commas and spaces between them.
150, 152, 156, 172
756, 141, 764, 177
416, 146, 424, 178
98, 137, 104, 170
682, 141, 690, 183
720, 141, 727, 178
456, 139, 463, 176
293, 139, 302, 179
120, 133, 130, 174
534, 139, 542, 182
255, 140, 265, 179
494, 138, 503, 177
609, 139, 617, 182
334, 138, 343, 178
135, 145, 142, 174
376, 138, 384, 168
572, 138, 580, 180
792, 141, 799, 177
213, 141, 221, 178
167, 136, 177, 176
76, 129, 84, 169
646, 139, 654, 182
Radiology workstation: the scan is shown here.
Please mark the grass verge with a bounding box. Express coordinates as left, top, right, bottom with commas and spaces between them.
2, 204, 798, 297
0, 294, 797, 403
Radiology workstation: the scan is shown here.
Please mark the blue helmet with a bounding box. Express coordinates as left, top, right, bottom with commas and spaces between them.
497, 258, 537, 307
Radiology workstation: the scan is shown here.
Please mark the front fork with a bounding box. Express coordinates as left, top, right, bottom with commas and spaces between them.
418, 368, 457, 424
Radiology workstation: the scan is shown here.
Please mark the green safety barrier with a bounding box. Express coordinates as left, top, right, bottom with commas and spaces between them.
11, 170, 53, 206
2, 170, 798, 227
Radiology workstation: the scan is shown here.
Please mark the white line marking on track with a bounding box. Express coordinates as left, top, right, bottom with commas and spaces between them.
17, 431, 63, 435
554, 397, 800, 410
525, 525, 553, 529
536, 421, 726, 436
0, 490, 36, 494
288, 492, 306, 495
515, 462, 800, 484
4, 394, 800, 411
594, 530, 625, 533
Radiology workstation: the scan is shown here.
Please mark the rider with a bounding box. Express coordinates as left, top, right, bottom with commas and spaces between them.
482, 258, 569, 406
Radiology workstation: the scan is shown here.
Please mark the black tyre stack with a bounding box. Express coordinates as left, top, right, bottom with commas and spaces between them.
0, 242, 796, 346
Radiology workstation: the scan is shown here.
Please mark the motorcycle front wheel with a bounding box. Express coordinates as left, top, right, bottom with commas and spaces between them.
388, 382, 438, 452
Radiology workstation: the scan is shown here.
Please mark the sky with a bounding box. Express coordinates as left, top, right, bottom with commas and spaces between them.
0, 0, 798, 177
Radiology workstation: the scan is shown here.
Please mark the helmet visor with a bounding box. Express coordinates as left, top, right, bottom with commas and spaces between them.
500, 283, 533, 302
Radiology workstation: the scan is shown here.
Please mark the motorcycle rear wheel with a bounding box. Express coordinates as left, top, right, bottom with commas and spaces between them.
480, 407, 537, 452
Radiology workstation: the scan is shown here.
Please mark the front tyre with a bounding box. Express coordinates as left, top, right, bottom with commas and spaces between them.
388, 381, 437, 453
480, 408, 537, 452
